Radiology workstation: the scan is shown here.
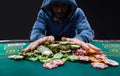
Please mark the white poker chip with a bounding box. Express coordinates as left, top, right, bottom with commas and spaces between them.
78, 56, 90, 61
91, 62, 108, 69
43, 62, 58, 69
104, 59, 119, 66
8, 55, 24, 59
51, 59, 65, 65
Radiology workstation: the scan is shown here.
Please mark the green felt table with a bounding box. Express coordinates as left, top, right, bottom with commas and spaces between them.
0, 40, 120, 76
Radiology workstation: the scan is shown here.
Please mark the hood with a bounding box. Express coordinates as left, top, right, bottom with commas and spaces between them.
41, 0, 78, 21
41, 0, 77, 8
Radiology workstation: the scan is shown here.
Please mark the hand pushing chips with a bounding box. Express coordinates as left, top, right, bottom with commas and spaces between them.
7, 41, 119, 69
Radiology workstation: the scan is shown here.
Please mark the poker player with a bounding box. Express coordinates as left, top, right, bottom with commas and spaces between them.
22, 0, 101, 53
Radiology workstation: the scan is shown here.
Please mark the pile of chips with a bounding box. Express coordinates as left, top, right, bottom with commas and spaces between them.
8, 41, 119, 69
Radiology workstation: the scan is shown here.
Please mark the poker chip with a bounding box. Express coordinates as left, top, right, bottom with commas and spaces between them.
86, 49, 97, 55
78, 56, 90, 61
94, 54, 107, 59
70, 44, 81, 50
59, 41, 70, 45
49, 44, 59, 47
49, 44, 60, 53
53, 53, 63, 59
7, 41, 119, 69
89, 56, 102, 63
51, 59, 65, 65
60, 50, 71, 54
104, 59, 119, 66
28, 57, 38, 62
43, 62, 58, 69
8, 55, 24, 60
59, 45, 70, 51
25, 52, 34, 57
91, 62, 108, 69
76, 48, 87, 56
68, 55, 78, 61
40, 58, 52, 63
38, 45, 53, 56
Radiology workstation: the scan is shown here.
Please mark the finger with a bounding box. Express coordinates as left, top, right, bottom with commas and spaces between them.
64, 38, 73, 42
37, 36, 48, 43
22, 43, 33, 53
47, 36, 55, 42
30, 42, 40, 51
80, 42, 90, 51
61, 37, 67, 41
87, 43, 101, 51
75, 41, 90, 51
22, 37, 48, 53
87, 43, 102, 53
31, 36, 48, 50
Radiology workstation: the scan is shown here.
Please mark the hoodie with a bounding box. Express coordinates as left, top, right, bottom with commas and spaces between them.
30, 0, 95, 43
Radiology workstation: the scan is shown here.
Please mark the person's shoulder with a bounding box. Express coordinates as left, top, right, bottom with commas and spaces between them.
38, 9, 45, 15
37, 9, 50, 18
75, 8, 84, 14
72, 8, 84, 17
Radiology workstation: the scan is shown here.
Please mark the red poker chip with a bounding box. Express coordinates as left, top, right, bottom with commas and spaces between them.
51, 59, 65, 65
91, 62, 108, 69
78, 56, 90, 61
76, 48, 87, 56
104, 59, 119, 66
94, 54, 107, 60
43, 62, 58, 69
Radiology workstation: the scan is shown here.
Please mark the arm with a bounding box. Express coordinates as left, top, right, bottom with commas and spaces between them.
30, 10, 47, 41
22, 36, 54, 53
61, 37, 102, 54
74, 8, 95, 43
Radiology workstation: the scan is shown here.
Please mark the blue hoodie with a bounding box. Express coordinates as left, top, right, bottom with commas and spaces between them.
30, 0, 95, 43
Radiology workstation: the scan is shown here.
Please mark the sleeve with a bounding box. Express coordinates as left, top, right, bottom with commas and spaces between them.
74, 8, 95, 43
30, 10, 46, 41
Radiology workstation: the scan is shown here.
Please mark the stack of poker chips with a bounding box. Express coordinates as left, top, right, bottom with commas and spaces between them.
72, 48, 119, 69
8, 41, 119, 69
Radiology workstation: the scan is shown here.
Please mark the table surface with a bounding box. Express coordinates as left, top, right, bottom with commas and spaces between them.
0, 40, 120, 76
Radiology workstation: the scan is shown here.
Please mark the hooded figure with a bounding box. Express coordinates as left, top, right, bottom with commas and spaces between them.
30, 0, 95, 43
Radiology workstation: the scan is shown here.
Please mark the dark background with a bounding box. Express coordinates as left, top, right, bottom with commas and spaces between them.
0, 0, 119, 40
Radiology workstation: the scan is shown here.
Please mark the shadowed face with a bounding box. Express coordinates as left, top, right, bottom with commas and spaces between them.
52, 2, 69, 20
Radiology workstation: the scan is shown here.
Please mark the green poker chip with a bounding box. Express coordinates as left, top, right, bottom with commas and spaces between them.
28, 57, 38, 62
49, 44, 59, 48
53, 53, 63, 59
25, 52, 34, 57
49, 44, 60, 53
70, 45, 81, 50
59, 45, 70, 50
68, 55, 78, 61
59, 41, 70, 45
39, 58, 52, 63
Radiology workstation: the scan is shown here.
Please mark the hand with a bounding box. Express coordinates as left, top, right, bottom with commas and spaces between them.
61, 37, 102, 53
22, 36, 55, 53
